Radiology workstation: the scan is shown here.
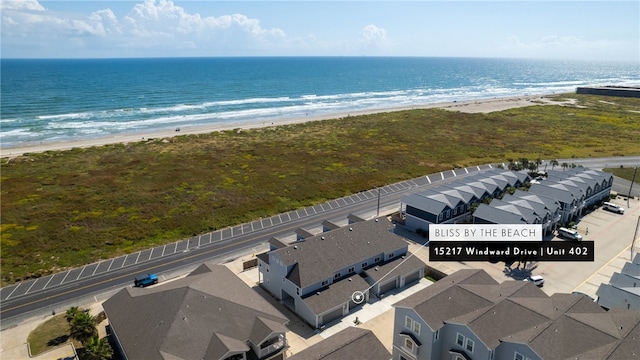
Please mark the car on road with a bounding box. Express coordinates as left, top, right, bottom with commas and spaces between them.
134, 273, 158, 287
603, 202, 625, 214
524, 275, 545, 287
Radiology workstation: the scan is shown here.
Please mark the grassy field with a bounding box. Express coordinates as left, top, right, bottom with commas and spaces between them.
26, 314, 81, 356
2, 93, 640, 286
603, 166, 640, 184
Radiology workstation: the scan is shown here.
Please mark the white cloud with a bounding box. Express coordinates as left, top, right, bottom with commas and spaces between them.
0, 0, 45, 11
1, 0, 288, 57
361, 24, 388, 45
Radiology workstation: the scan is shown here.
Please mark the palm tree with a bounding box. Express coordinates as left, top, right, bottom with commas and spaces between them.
65, 306, 81, 323
551, 159, 559, 170
561, 162, 569, 170
83, 336, 113, 360
70, 311, 98, 345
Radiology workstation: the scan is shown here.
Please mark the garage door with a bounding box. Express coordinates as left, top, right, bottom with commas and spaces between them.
405, 271, 421, 285
321, 306, 344, 326
379, 278, 398, 295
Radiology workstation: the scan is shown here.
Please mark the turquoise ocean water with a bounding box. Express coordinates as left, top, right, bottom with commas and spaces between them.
1, 57, 638, 149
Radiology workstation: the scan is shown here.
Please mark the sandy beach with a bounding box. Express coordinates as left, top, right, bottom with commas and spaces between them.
0, 95, 557, 158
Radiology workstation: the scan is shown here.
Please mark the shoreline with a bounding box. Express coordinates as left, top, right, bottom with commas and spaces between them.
0, 95, 557, 158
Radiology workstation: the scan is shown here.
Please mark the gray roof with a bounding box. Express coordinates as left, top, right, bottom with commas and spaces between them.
287, 327, 391, 360
396, 269, 640, 359
302, 274, 370, 314
273, 217, 409, 288
500, 194, 550, 219
527, 184, 576, 205
488, 198, 540, 224
402, 194, 451, 215
472, 203, 528, 224
364, 253, 426, 283
103, 263, 288, 360
512, 189, 561, 214
443, 184, 483, 202
596, 253, 640, 311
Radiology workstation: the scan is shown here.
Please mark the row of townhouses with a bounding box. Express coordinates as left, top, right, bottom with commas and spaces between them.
597, 253, 640, 311
402, 168, 613, 235
393, 268, 640, 360
101, 168, 630, 360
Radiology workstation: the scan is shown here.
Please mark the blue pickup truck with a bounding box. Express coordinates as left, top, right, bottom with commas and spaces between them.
134, 273, 158, 287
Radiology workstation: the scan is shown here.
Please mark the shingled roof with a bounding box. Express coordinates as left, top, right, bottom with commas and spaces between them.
103, 263, 288, 360
273, 217, 408, 288
287, 327, 391, 360
395, 269, 640, 359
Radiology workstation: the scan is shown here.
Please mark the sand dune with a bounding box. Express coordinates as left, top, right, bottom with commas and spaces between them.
0, 95, 559, 158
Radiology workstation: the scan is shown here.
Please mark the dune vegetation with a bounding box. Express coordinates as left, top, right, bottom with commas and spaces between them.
2, 93, 640, 286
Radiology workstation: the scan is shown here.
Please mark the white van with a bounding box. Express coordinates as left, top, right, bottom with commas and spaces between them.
558, 227, 583, 241
603, 202, 624, 214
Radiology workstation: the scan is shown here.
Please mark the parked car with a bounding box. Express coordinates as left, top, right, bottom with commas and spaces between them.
134, 273, 158, 287
558, 227, 583, 241
603, 202, 624, 214
524, 275, 545, 287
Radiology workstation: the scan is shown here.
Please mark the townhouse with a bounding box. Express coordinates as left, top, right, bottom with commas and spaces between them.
392, 269, 640, 360
103, 263, 289, 360
257, 217, 425, 329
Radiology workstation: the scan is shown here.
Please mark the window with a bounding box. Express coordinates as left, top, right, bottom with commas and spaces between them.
445, 210, 450, 218
334, 272, 341, 279
456, 333, 465, 346
348, 267, 355, 274
404, 338, 414, 351
413, 321, 420, 335
514, 353, 525, 360
296, 288, 300, 295
434, 329, 440, 341
361, 261, 368, 268
388, 253, 394, 259
375, 256, 381, 262
405, 316, 412, 329
453, 207, 457, 216
321, 280, 328, 286
404, 316, 420, 335
465, 339, 474, 352
438, 213, 443, 221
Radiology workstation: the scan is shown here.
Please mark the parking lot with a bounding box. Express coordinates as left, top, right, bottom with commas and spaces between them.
459, 196, 640, 298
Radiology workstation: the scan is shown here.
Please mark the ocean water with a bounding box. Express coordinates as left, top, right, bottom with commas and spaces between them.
1, 57, 638, 149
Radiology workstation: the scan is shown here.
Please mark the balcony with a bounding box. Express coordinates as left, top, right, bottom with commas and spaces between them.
257, 334, 287, 359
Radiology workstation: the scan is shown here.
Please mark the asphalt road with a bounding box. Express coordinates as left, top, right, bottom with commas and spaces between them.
0, 163, 493, 327
1, 157, 638, 329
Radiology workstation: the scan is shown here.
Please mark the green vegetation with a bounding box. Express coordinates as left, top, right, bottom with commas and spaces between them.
603, 166, 640, 184
27, 313, 80, 356
2, 93, 640, 285
28, 306, 111, 359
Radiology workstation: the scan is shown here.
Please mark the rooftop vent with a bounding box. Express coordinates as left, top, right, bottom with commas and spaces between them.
349, 227, 353, 231
294, 245, 298, 249
348, 278, 352, 282
317, 292, 321, 296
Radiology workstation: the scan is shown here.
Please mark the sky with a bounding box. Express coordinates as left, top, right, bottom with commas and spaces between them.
1, 0, 638, 61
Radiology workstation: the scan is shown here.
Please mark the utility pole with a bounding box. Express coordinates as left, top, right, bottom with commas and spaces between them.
376, 188, 381, 217
627, 166, 637, 208
212, 197, 215, 230
632, 215, 640, 261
